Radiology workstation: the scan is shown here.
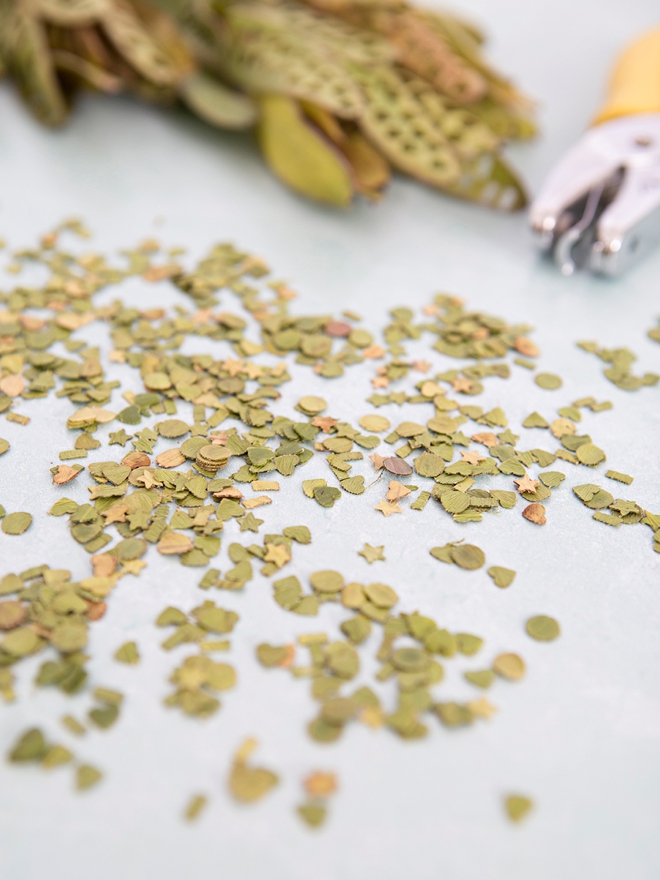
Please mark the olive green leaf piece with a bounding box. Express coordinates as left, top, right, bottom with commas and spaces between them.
76, 764, 103, 791
576, 444, 606, 467
297, 802, 327, 828
534, 373, 562, 390
2, 512, 33, 535
166, 654, 237, 717
504, 794, 534, 822
573, 484, 613, 510
430, 542, 485, 569
522, 412, 548, 428
228, 738, 279, 803
8, 728, 47, 763
526, 615, 560, 642
576, 341, 659, 390
258, 94, 354, 207
114, 641, 140, 664
184, 793, 208, 821
487, 566, 516, 588
538, 471, 565, 489
464, 669, 494, 689
605, 470, 633, 485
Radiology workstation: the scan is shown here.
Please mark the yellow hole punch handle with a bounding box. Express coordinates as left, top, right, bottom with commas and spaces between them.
593, 26, 660, 125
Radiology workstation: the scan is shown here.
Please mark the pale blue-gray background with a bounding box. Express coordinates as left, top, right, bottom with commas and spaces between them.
0, 1, 659, 878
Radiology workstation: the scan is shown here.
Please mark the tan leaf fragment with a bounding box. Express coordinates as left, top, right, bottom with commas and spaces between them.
386, 481, 411, 501
276, 644, 295, 668
252, 481, 280, 492
471, 432, 498, 448
362, 344, 385, 359
514, 336, 540, 358
122, 451, 151, 469
55, 312, 95, 331
142, 264, 181, 282
86, 601, 107, 621
243, 497, 272, 509
370, 453, 385, 470
0, 375, 25, 397
523, 503, 546, 525
420, 381, 443, 397
53, 465, 81, 485
20, 315, 45, 330
460, 450, 486, 464
91, 554, 117, 578
155, 448, 185, 468
304, 771, 338, 798
550, 418, 576, 439
213, 487, 243, 500
158, 533, 194, 555
70, 406, 115, 424
361, 706, 385, 728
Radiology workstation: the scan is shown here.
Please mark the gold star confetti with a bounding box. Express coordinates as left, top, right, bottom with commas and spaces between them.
374, 500, 402, 517
358, 544, 386, 564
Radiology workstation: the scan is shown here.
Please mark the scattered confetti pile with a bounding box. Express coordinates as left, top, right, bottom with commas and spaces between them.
1, 220, 658, 827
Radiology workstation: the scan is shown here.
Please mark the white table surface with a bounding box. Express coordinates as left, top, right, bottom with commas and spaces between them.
1, 1, 660, 878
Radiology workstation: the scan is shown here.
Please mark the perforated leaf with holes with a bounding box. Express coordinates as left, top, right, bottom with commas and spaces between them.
443, 153, 527, 210
280, 6, 395, 67
352, 64, 461, 187
402, 72, 499, 160
224, 4, 365, 118
378, 10, 486, 104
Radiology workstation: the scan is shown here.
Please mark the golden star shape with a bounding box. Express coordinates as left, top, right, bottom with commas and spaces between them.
311, 416, 338, 433
513, 475, 539, 495
460, 450, 486, 465
467, 696, 498, 720
451, 377, 474, 393
102, 504, 130, 524
135, 470, 158, 489
374, 499, 402, 517
120, 559, 147, 577
263, 543, 291, 568
224, 358, 244, 377
358, 543, 386, 564
371, 376, 389, 389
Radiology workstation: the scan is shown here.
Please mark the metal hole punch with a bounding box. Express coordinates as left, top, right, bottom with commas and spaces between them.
530, 27, 660, 276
